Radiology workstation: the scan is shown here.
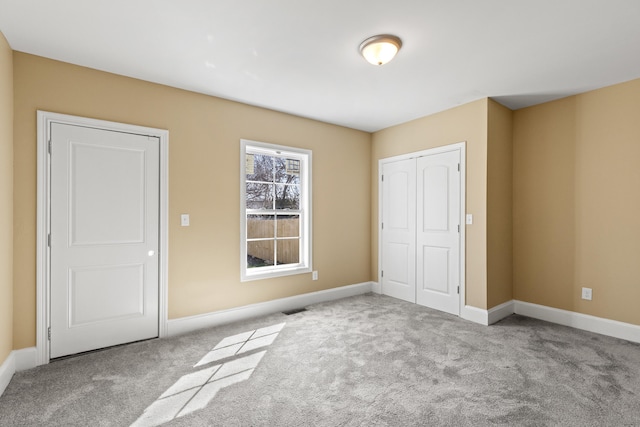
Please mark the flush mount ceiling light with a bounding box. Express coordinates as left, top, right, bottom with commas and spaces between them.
359, 34, 402, 66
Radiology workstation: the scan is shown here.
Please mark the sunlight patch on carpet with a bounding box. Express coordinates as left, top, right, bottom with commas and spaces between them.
130, 322, 286, 427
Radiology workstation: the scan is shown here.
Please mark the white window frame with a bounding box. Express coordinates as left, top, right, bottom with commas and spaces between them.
240, 139, 312, 281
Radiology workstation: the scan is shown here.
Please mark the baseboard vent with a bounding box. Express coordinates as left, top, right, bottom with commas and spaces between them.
282, 308, 307, 315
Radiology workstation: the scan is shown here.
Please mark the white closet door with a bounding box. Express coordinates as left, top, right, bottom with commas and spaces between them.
416, 150, 461, 315
381, 158, 416, 303
50, 123, 160, 358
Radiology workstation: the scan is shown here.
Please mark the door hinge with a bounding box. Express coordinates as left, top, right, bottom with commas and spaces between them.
381, 270, 384, 278
457, 224, 460, 233
47, 233, 51, 247
381, 175, 384, 182
48, 140, 52, 154
457, 286, 460, 294
457, 163, 460, 172
381, 222, 384, 230
48, 327, 51, 341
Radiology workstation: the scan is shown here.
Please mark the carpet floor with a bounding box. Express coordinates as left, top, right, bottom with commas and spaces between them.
1, 293, 639, 426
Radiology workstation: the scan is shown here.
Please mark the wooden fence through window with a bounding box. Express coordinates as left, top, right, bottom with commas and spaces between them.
247, 218, 299, 265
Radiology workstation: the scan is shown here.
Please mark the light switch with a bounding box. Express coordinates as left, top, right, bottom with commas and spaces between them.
181, 214, 190, 226
466, 214, 473, 225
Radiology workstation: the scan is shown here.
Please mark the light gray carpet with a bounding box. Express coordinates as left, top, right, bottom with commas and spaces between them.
1, 293, 639, 426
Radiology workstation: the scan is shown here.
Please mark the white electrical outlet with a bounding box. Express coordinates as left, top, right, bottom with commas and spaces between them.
581, 287, 592, 301
312, 271, 318, 280
181, 214, 190, 226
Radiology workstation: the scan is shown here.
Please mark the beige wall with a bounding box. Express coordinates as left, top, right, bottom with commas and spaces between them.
8, 45, 640, 355
513, 78, 640, 326
371, 99, 489, 309
0, 32, 13, 364
513, 97, 576, 310
487, 100, 513, 307
13, 53, 372, 349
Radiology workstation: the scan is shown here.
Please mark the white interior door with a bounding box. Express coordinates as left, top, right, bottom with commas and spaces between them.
381, 159, 416, 302
380, 147, 462, 315
50, 123, 160, 358
416, 151, 460, 315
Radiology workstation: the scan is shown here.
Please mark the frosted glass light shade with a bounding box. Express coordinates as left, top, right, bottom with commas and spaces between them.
359, 35, 402, 65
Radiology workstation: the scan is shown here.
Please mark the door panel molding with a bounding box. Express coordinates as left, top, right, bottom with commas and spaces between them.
378, 142, 466, 315
36, 111, 169, 365
415, 150, 461, 314
380, 158, 416, 302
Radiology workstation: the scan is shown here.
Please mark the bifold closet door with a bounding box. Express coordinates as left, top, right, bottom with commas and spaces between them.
416, 150, 460, 315
381, 149, 461, 316
380, 158, 416, 303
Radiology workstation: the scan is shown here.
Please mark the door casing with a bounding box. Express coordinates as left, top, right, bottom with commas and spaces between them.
36, 111, 169, 365
378, 142, 466, 315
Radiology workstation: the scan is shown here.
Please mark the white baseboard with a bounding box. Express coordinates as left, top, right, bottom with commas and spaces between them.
168, 282, 374, 337
14, 347, 37, 372
461, 305, 489, 325
513, 300, 640, 344
488, 300, 515, 325
371, 281, 381, 294
459, 301, 515, 326
462, 299, 640, 344
0, 352, 15, 397
0, 346, 39, 398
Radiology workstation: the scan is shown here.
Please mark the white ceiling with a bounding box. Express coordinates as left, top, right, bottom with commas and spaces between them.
1, 0, 640, 132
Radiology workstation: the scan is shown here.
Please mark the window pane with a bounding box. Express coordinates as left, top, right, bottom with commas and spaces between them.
277, 239, 299, 265
247, 215, 275, 239
274, 157, 301, 184
247, 240, 274, 268
246, 183, 273, 209
275, 184, 300, 210
246, 154, 274, 182
277, 215, 299, 237
286, 158, 300, 177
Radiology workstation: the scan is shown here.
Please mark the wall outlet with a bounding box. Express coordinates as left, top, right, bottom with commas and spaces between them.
312, 271, 318, 281
581, 287, 592, 301
181, 214, 190, 226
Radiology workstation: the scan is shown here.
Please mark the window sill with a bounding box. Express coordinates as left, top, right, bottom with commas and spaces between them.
241, 266, 312, 282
